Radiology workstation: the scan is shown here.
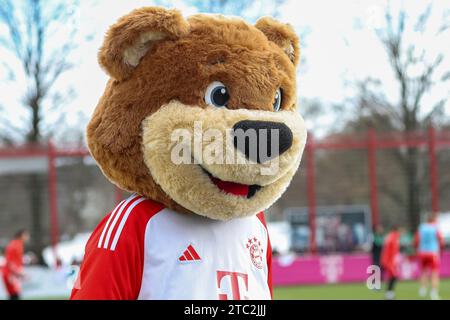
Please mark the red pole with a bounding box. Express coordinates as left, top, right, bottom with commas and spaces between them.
306, 133, 317, 254
47, 140, 59, 258
368, 129, 379, 228
428, 126, 439, 214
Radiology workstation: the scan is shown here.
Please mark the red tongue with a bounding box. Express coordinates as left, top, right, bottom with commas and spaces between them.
210, 176, 249, 197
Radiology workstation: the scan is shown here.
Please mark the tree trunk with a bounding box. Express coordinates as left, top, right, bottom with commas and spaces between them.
27, 100, 46, 265
29, 173, 46, 264
405, 147, 421, 232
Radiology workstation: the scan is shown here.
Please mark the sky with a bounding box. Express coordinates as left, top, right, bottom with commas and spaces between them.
1, 0, 449, 141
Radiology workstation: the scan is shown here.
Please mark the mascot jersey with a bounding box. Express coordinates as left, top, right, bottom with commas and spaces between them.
70, 194, 272, 300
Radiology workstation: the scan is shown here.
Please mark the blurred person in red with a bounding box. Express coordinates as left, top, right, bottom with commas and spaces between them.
381, 225, 403, 300
414, 214, 444, 300
2, 229, 29, 300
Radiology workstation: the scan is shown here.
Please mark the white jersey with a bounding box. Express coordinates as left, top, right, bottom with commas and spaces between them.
71, 194, 272, 300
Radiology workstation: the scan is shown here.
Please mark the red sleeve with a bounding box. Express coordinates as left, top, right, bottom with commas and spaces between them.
70, 196, 163, 300
381, 235, 393, 267
257, 212, 272, 299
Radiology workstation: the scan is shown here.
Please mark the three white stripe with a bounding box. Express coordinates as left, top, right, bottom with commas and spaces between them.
110, 197, 146, 251
97, 194, 144, 250
97, 199, 126, 249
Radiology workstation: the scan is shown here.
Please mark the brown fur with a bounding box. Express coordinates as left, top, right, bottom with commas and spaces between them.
141, 102, 306, 220
98, 7, 190, 80
255, 17, 300, 66
87, 7, 302, 215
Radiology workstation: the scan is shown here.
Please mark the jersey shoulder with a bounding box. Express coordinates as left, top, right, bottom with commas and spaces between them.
71, 195, 164, 300
90, 194, 164, 252
256, 211, 268, 230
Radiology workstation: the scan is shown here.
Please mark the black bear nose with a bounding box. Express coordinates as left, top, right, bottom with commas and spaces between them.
232, 120, 293, 163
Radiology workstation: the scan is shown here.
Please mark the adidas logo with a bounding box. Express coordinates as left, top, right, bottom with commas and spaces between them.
179, 244, 201, 263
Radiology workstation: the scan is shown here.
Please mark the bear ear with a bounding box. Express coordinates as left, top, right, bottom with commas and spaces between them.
99, 7, 190, 80
255, 17, 300, 66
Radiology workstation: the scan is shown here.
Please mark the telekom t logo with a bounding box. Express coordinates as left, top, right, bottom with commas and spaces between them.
216, 271, 248, 300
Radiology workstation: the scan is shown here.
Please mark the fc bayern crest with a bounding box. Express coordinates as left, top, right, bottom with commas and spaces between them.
246, 237, 264, 269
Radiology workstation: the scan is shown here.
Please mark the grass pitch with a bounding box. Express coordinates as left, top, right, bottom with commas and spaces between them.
19, 279, 450, 300
273, 278, 450, 300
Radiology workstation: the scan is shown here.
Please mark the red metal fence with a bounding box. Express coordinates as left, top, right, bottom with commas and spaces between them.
306, 127, 450, 253
0, 127, 449, 254
0, 143, 90, 249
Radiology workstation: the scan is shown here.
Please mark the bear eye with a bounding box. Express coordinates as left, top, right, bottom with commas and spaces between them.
273, 88, 282, 111
204, 81, 230, 108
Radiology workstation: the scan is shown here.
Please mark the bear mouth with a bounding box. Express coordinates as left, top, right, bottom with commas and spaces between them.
200, 166, 262, 199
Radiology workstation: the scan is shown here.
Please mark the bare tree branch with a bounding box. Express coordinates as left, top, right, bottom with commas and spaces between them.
414, 4, 432, 33
352, 4, 449, 231
0, 0, 80, 263
0, 0, 78, 143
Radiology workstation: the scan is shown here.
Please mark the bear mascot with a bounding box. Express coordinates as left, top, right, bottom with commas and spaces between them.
70, 7, 306, 300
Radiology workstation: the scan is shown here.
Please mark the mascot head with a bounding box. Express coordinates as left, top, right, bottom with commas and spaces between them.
87, 7, 307, 220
